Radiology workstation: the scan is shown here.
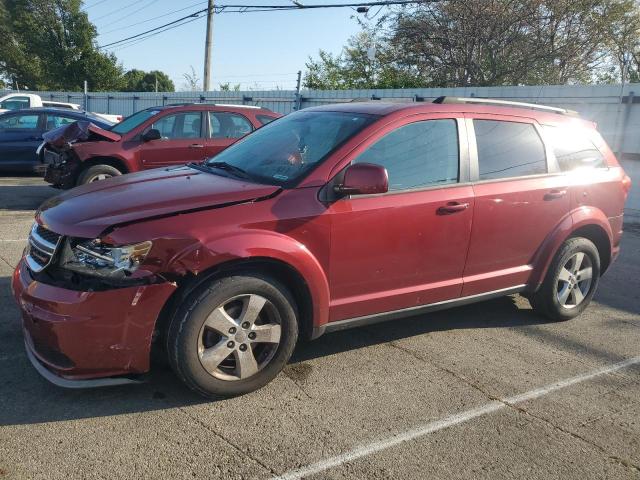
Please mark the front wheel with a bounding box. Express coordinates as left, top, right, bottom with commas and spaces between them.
77, 164, 122, 186
167, 274, 299, 398
529, 237, 600, 321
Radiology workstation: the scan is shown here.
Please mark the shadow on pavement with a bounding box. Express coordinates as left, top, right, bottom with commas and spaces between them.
1, 233, 638, 427
0, 176, 57, 211
0, 287, 551, 427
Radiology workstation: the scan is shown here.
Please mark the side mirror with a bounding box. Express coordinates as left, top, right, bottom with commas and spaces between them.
142, 128, 161, 142
335, 163, 389, 196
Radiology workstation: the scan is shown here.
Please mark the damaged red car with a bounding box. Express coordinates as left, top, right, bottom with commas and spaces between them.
13, 98, 631, 398
41, 103, 280, 188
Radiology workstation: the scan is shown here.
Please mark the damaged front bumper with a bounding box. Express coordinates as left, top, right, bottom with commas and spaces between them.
42, 147, 77, 189
12, 259, 176, 386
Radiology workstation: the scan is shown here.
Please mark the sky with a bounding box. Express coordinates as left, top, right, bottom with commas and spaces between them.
86, 0, 367, 90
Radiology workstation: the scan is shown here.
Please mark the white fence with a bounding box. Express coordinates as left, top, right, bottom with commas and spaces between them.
3, 83, 640, 156
3, 84, 640, 214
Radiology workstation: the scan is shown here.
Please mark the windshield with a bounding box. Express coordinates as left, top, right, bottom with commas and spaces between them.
204, 111, 377, 187
110, 109, 160, 134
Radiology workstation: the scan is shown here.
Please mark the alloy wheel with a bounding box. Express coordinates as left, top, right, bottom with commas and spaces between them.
88, 173, 111, 182
197, 294, 282, 381
556, 252, 593, 309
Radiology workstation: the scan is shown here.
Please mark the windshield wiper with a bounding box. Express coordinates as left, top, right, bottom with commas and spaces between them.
205, 161, 251, 179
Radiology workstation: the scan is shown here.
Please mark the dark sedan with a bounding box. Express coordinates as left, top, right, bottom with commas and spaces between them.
0, 108, 113, 172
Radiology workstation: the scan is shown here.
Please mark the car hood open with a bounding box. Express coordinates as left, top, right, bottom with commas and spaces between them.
43, 120, 121, 148
37, 166, 281, 238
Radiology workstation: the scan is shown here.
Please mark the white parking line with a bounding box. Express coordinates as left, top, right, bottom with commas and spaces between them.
272, 356, 640, 480
0, 239, 27, 243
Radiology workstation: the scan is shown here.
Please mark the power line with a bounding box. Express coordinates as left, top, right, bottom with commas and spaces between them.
107, 16, 206, 51
98, 1, 207, 36
84, 0, 110, 9
101, 0, 159, 28
100, 9, 209, 48
93, 0, 155, 22
98, 1, 428, 49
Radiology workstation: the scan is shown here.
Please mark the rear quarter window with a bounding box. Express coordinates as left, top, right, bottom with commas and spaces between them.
256, 114, 278, 125
543, 125, 606, 171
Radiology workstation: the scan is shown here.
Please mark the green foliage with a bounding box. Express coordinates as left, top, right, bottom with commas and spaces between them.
219, 82, 241, 91
0, 0, 125, 91
123, 69, 175, 92
305, 0, 640, 89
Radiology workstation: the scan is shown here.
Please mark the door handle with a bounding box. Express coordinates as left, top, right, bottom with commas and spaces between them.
544, 189, 567, 200
437, 202, 470, 215
189, 144, 204, 149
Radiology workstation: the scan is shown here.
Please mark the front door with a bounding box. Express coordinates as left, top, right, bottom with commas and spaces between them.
0, 112, 44, 169
139, 111, 207, 168
327, 116, 474, 322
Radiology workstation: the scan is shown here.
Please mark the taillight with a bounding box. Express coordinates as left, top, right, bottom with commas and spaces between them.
622, 174, 632, 198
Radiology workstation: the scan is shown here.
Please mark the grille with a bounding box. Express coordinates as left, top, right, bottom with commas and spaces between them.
36, 224, 61, 244
26, 223, 62, 273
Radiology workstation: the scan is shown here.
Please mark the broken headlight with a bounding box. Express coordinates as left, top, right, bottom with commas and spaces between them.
65, 239, 152, 277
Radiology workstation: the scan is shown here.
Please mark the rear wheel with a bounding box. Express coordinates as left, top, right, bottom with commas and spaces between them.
167, 274, 298, 398
77, 164, 122, 185
529, 237, 600, 321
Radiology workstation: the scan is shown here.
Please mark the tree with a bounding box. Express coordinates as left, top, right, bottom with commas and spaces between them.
304, 31, 425, 89
182, 65, 201, 91
305, 0, 640, 89
0, 0, 124, 91
123, 69, 175, 92
219, 82, 241, 91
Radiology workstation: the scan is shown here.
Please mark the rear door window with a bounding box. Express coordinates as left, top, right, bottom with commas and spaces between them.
354, 119, 459, 191
543, 125, 606, 171
474, 120, 547, 180
45, 114, 78, 130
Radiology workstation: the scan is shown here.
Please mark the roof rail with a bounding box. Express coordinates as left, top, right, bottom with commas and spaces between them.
164, 102, 268, 111
432, 96, 579, 117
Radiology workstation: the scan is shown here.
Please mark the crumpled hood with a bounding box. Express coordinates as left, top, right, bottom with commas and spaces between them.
37, 166, 280, 238
43, 120, 121, 148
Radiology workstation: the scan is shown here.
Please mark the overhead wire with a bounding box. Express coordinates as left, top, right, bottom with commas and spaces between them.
84, 0, 110, 9
98, 1, 429, 49
98, 1, 207, 35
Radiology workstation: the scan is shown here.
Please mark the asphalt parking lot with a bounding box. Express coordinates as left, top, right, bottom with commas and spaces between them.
0, 175, 639, 480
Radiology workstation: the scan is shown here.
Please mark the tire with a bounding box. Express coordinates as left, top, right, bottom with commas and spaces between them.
167, 274, 299, 398
529, 237, 600, 321
77, 164, 122, 186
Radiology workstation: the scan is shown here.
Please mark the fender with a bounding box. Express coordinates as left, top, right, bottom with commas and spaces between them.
170, 230, 331, 332
528, 206, 613, 290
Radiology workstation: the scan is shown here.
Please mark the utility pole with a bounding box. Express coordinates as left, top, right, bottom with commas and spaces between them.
294, 70, 302, 110
203, 0, 214, 91
83, 80, 88, 111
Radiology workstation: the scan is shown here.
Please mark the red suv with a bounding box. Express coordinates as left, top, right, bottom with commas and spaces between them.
13, 97, 632, 397
41, 103, 280, 188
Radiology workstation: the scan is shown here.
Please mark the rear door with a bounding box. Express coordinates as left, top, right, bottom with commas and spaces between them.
0, 112, 45, 168
327, 115, 474, 321
462, 114, 570, 296
139, 111, 207, 168
204, 111, 254, 159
